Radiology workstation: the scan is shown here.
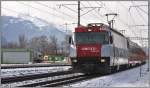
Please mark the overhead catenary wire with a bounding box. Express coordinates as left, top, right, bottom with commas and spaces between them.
87, 1, 106, 23
137, 6, 148, 15
119, 1, 147, 47
61, 4, 78, 13
83, 1, 99, 19
118, 1, 140, 37
97, 1, 123, 24
3, 1, 147, 36
108, 1, 146, 45
80, 8, 96, 16
78, 2, 102, 25
80, 2, 103, 17
76, 2, 100, 25
80, 1, 106, 24
81, 2, 97, 18
120, 1, 146, 37
2, 2, 77, 31
35, 2, 76, 19
99, 1, 131, 27
131, 1, 147, 75
100, 1, 139, 38
131, 2, 147, 24
35, 2, 77, 26
80, 2, 98, 18
17, 2, 65, 20
89, 1, 104, 18
129, 12, 147, 45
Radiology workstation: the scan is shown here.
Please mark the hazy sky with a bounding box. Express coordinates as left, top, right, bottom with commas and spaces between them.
2, 1, 148, 46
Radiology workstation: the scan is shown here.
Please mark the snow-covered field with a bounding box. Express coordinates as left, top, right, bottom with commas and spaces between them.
1, 64, 149, 87
69, 64, 149, 87
1, 66, 71, 78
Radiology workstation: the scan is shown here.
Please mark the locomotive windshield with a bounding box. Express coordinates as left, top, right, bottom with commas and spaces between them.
75, 32, 109, 44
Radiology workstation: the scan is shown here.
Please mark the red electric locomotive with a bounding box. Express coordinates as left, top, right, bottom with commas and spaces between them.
69, 23, 147, 74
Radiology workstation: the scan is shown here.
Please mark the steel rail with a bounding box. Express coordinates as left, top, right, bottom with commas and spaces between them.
1, 70, 73, 84
19, 74, 102, 87
1, 64, 71, 69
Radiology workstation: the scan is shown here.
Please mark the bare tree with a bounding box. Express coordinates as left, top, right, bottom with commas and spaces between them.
30, 37, 40, 51
30, 36, 49, 55
49, 35, 58, 55
19, 34, 27, 48
7, 41, 18, 48
65, 34, 71, 56
1, 36, 8, 48
39, 35, 49, 55
60, 34, 71, 56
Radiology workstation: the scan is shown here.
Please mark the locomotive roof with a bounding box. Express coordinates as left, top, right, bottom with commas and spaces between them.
87, 23, 125, 37
87, 23, 141, 48
104, 24, 141, 48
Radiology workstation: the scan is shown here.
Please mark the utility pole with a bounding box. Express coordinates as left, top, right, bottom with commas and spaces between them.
140, 64, 142, 77
57, 1, 80, 27
148, 0, 150, 72
64, 23, 68, 33
62, 22, 77, 60
58, 1, 80, 27
105, 13, 118, 28
78, 0, 80, 26
140, 29, 143, 77
64, 23, 68, 61
58, 0, 102, 27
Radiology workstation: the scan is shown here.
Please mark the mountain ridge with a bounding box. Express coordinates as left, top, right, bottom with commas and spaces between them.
1, 16, 67, 44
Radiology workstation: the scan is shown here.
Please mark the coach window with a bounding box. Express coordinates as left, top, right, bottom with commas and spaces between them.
110, 36, 113, 44
127, 40, 129, 48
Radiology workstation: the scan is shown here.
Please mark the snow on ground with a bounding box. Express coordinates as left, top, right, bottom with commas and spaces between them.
1, 73, 84, 88
1, 66, 71, 78
69, 64, 149, 87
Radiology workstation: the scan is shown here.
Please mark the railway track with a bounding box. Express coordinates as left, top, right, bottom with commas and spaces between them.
18, 63, 145, 87
18, 73, 102, 87
1, 70, 73, 84
2, 68, 104, 87
1, 63, 71, 69
2, 63, 146, 87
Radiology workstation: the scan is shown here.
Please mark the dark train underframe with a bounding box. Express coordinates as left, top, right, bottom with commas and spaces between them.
71, 57, 146, 74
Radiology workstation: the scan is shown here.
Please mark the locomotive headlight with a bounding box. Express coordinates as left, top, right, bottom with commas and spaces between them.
72, 59, 77, 62
88, 29, 92, 31
101, 59, 105, 63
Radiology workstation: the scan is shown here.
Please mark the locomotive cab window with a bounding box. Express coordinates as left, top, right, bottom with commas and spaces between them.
75, 32, 109, 44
